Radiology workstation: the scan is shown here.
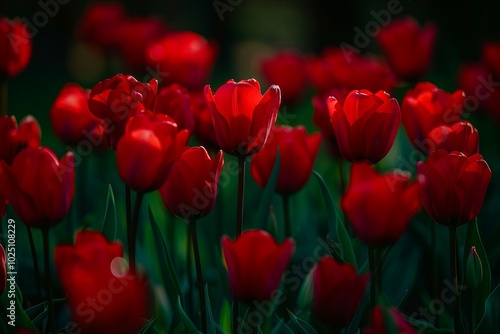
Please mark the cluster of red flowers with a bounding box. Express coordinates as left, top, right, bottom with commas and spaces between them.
0, 7, 496, 334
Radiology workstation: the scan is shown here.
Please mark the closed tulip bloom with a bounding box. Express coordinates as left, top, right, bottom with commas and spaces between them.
222, 230, 294, 302
363, 306, 417, 334
376, 17, 437, 80
250, 126, 320, 195
402, 82, 465, 152
147, 31, 217, 90
312, 88, 349, 158
482, 43, 500, 78
457, 63, 490, 110
306, 47, 396, 94
312, 257, 368, 327
50, 83, 102, 146
417, 151, 491, 226
0, 244, 5, 295
328, 90, 400, 164
160, 147, 224, 220
55, 230, 149, 334
116, 113, 188, 192
0, 18, 32, 79
88, 74, 158, 148
205, 79, 281, 158
427, 121, 479, 156
155, 84, 195, 133
342, 163, 420, 247
0, 147, 75, 228
190, 90, 219, 151
261, 51, 307, 104
0, 115, 41, 164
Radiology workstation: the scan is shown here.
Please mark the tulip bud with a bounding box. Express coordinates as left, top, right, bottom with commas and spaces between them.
465, 246, 483, 290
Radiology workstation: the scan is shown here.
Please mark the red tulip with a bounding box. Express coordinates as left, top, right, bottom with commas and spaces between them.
155, 84, 195, 133
147, 31, 217, 90
312, 256, 368, 327
250, 126, 320, 195
0, 244, 5, 295
427, 121, 479, 156
222, 230, 294, 302
116, 113, 188, 192
402, 82, 465, 152
417, 150, 491, 226
0, 115, 40, 164
363, 306, 417, 334
190, 90, 219, 150
376, 17, 437, 79
457, 63, 490, 110
312, 87, 349, 158
76, 3, 125, 50
482, 43, 500, 78
160, 147, 224, 220
55, 230, 149, 334
88, 74, 158, 149
306, 47, 396, 94
261, 51, 307, 104
0, 147, 75, 228
114, 17, 168, 70
0, 18, 32, 79
205, 79, 281, 158
342, 163, 420, 247
327, 89, 400, 164
50, 83, 103, 146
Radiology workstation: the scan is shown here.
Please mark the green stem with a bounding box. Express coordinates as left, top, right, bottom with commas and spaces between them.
431, 222, 439, 302
1, 80, 7, 116
186, 224, 193, 317
27, 227, 41, 300
449, 226, 462, 334
125, 185, 132, 270
282, 195, 291, 238
338, 158, 346, 194
189, 220, 207, 333
236, 157, 246, 237
130, 192, 144, 274
42, 228, 55, 334
232, 300, 239, 334
369, 247, 379, 309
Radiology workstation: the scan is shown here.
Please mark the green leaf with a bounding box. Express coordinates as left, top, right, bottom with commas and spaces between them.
148, 206, 182, 316
255, 150, 280, 233
312, 170, 357, 268
177, 296, 201, 334
140, 318, 157, 334
204, 285, 217, 334
286, 310, 317, 334
461, 219, 491, 333
100, 183, 118, 241
475, 281, 500, 333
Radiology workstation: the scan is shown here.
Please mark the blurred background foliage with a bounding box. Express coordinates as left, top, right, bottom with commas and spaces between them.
2, 0, 500, 332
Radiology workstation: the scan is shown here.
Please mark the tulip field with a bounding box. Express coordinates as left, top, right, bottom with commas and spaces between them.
2, 1, 500, 333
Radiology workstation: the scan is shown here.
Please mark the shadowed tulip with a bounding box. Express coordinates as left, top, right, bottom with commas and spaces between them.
312, 256, 368, 327
0, 115, 40, 164
417, 150, 491, 226
160, 147, 224, 221
250, 126, 320, 195
363, 306, 417, 334
427, 121, 479, 156
222, 230, 294, 302
0, 147, 74, 228
0, 18, 32, 79
342, 163, 420, 247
